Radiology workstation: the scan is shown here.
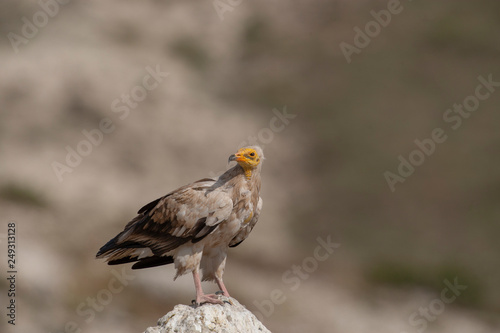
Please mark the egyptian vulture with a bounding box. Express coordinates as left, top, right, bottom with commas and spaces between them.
96, 146, 264, 305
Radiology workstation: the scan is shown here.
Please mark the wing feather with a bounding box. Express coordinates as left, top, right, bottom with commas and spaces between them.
229, 196, 262, 247
96, 177, 233, 267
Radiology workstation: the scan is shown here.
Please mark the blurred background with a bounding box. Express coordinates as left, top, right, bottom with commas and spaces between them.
1, 0, 500, 332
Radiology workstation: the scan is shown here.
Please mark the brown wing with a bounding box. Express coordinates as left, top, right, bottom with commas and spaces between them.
96, 178, 233, 268
229, 196, 262, 247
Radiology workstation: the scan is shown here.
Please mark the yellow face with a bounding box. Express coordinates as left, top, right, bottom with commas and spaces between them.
229, 147, 262, 169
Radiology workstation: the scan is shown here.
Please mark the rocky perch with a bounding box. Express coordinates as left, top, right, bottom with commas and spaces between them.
144, 297, 271, 333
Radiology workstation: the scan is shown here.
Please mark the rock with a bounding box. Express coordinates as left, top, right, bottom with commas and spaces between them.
144, 297, 271, 333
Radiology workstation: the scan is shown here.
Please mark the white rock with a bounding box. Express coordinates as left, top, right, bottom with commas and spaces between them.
144, 297, 271, 333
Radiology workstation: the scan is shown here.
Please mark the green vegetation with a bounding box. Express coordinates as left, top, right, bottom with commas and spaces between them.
0, 182, 48, 208
366, 262, 483, 308
169, 36, 210, 72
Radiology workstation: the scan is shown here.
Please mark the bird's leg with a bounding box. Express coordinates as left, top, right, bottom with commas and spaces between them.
192, 269, 223, 305
215, 277, 231, 298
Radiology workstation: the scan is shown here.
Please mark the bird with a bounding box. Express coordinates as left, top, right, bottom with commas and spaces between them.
96, 146, 264, 305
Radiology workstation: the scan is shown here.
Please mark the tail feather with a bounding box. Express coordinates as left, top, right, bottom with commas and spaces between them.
96, 208, 178, 270
96, 237, 144, 258
96, 234, 174, 269
132, 256, 174, 269
108, 256, 139, 265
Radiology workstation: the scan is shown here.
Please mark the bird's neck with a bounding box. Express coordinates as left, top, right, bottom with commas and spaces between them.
243, 166, 261, 194
242, 166, 252, 180
221, 165, 261, 190
230, 164, 260, 184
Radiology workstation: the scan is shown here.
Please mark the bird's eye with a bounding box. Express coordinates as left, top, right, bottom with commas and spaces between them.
250, 152, 255, 157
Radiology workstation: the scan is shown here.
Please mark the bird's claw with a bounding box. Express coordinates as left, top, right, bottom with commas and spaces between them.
214, 290, 233, 305
194, 293, 224, 306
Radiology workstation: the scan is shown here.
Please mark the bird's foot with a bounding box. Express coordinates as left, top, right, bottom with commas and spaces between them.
193, 293, 224, 306
215, 290, 231, 297
214, 291, 233, 305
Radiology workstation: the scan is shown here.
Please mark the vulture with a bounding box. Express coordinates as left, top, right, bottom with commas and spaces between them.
96, 146, 264, 305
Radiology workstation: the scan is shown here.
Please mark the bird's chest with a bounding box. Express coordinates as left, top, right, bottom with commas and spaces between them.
232, 185, 257, 224
203, 186, 256, 247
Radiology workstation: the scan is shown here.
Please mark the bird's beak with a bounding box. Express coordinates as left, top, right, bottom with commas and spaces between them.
228, 152, 244, 163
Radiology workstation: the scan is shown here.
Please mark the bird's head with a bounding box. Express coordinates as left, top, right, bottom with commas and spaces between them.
228, 146, 264, 178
